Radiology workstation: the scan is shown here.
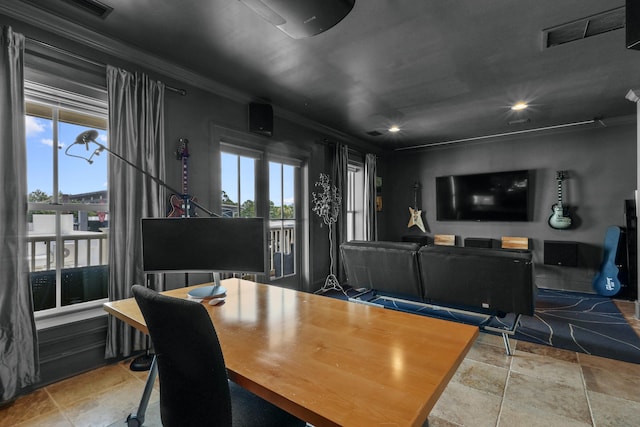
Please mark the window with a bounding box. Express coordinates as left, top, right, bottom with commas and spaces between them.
26, 84, 109, 314
220, 151, 257, 218
347, 163, 365, 241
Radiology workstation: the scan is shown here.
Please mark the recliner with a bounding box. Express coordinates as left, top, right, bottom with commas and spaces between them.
131, 285, 306, 427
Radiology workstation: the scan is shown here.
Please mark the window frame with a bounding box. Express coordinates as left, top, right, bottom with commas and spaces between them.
347, 160, 365, 242
25, 82, 110, 321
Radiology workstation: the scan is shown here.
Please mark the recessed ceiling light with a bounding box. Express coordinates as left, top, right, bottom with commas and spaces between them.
389, 126, 400, 133
511, 102, 528, 111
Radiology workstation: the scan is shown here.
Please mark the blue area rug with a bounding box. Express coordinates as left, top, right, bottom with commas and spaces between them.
325, 287, 640, 364
491, 288, 640, 364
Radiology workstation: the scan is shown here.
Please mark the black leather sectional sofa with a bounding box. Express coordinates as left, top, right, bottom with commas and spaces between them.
340, 240, 536, 353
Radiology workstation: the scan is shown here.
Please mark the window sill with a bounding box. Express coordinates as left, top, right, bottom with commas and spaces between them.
35, 301, 107, 330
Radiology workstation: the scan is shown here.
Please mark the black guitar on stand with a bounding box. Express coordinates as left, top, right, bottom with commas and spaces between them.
168, 138, 196, 218
548, 170, 572, 230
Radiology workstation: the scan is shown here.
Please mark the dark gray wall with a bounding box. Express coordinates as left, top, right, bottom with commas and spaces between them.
162, 81, 337, 291
378, 119, 637, 294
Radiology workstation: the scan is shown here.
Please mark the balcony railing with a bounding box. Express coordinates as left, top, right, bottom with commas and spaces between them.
27, 218, 295, 311
27, 231, 109, 272
269, 221, 295, 278
28, 228, 109, 311
28, 225, 291, 276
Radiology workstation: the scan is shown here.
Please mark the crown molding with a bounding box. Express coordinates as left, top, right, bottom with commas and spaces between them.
0, 2, 251, 103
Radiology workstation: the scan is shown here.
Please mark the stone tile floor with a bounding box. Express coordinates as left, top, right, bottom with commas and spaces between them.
1, 299, 639, 427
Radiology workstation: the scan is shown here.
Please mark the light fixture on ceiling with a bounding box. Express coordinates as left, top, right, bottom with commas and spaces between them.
511, 102, 529, 111
238, 0, 355, 39
388, 125, 400, 133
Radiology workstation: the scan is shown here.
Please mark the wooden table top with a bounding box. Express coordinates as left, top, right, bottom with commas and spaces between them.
104, 278, 478, 427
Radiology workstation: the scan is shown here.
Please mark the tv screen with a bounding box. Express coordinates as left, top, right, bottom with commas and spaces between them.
436, 170, 530, 221
141, 217, 266, 274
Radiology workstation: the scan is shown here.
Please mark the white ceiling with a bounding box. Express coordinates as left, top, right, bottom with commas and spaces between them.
3, 0, 640, 149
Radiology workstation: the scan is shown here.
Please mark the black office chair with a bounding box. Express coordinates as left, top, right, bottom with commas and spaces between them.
131, 285, 306, 427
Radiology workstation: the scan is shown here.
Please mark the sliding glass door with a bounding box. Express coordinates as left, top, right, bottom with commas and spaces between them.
220, 146, 302, 289
269, 161, 300, 288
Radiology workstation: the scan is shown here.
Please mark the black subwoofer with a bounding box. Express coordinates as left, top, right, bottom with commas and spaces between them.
464, 237, 493, 248
544, 240, 578, 267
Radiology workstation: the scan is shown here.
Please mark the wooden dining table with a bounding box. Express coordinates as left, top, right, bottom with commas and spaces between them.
104, 278, 478, 427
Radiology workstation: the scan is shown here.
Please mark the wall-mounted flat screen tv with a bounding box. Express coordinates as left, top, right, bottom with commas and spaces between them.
141, 217, 266, 274
436, 170, 530, 221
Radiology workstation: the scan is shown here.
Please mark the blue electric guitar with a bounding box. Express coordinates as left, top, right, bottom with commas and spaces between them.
548, 170, 572, 230
592, 225, 622, 296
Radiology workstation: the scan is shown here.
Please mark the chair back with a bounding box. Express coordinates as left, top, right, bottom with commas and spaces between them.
132, 285, 233, 427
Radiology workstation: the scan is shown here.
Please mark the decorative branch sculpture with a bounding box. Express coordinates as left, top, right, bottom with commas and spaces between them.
312, 173, 346, 295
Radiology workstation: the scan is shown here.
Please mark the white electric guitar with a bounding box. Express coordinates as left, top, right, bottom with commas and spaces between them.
548, 170, 572, 230
408, 182, 426, 233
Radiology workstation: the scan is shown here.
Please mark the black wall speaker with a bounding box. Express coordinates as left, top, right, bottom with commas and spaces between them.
627, 0, 640, 50
248, 103, 273, 137
544, 240, 578, 267
464, 238, 493, 248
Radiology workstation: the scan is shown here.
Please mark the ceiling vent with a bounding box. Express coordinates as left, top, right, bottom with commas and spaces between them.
21, 0, 113, 19
543, 6, 624, 48
366, 130, 383, 137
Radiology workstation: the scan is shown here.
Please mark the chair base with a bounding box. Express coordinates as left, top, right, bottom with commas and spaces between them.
130, 353, 154, 371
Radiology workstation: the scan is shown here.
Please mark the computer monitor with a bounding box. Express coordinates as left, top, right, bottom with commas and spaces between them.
141, 217, 266, 274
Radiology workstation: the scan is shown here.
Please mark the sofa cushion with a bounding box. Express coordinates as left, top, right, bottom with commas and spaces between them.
418, 245, 534, 316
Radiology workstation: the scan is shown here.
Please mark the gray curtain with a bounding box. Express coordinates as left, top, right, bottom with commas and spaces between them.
364, 153, 378, 241
332, 143, 348, 283
105, 66, 166, 359
0, 26, 39, 403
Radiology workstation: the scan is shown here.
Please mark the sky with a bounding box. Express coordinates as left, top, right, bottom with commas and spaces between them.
26, 116, 295, 206
220, 152, 295, 207
26, 115, 108, 196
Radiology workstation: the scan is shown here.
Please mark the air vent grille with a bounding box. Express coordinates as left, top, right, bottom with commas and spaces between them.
366, 130, 383, 137
20, 0, 113, 19
62, 0, 113, 18
544, 7, 624, 48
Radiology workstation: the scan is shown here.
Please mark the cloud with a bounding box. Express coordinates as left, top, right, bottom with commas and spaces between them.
40, 138, 65, 148
25, 116, 45, 136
